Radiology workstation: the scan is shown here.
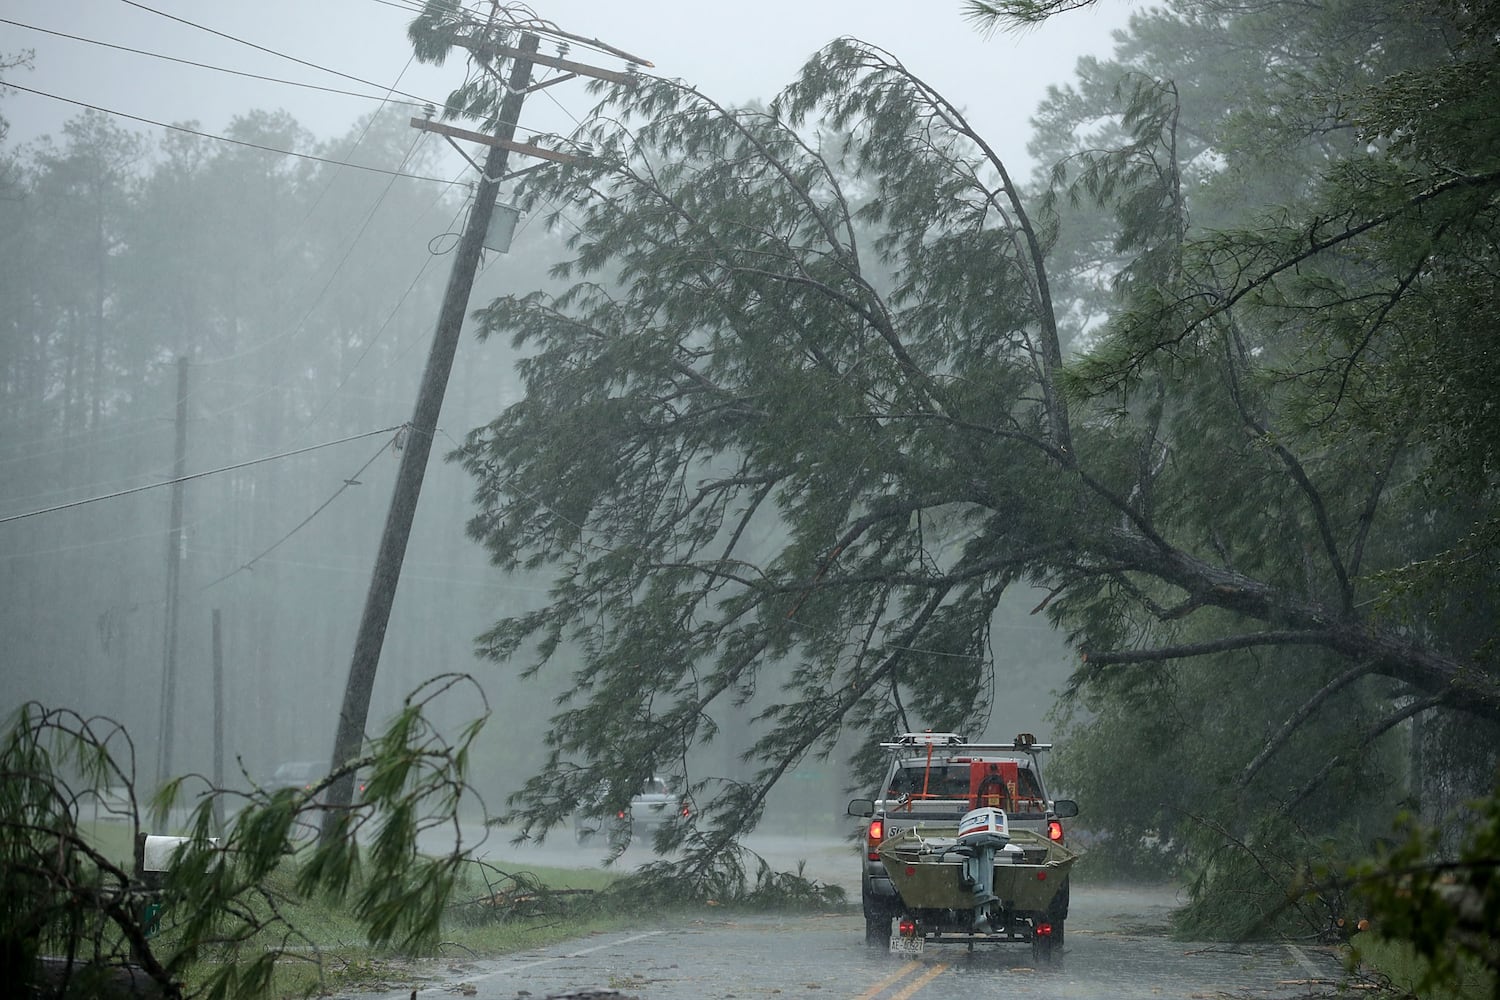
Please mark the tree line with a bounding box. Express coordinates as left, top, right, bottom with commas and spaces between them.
0, 89, 566, 808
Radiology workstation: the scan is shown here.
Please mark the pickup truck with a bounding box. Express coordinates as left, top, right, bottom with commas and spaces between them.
848, 732, 1080, 955
573, 776, 691, 846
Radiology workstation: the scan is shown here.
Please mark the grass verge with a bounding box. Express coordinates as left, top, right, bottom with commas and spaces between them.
256, 854, 631, 998
79, 819, 631, 998
1350, 934, 1496, 1000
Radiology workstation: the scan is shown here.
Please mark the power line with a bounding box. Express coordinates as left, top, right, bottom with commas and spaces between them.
0, 80, 457, 185
195, 124, 433, 368
132, 51, 452, 436
293, 201, 461, 434
0, 425, 403, 526
0, 414, 169, 475
0, 513, 215, 565
300, 49, 422, 222
354, 0, 444, 18
343, 0, 650, 67
118, 0, 437, 107
0, 77, 468, 491
192, 173, 470, 440
200, 433, 396, 591
0, 17, 434, 111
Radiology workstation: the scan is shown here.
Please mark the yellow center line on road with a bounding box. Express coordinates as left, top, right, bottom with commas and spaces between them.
889, 962, 948, 1000
853, 960, 922, 999
852, 959, 950, 1000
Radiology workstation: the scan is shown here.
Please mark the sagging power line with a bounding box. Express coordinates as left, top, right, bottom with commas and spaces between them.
0, 16, 435, 112
0, 81, 458, 185
0, 425, 404, 526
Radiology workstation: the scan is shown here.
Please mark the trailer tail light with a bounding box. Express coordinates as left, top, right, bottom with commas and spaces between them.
867, 818, 885, 860
1036, 921, 1053, 937
1047, 819, 1064, 842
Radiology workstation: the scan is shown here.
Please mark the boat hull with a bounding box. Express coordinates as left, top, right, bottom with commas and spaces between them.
878, 828, 1076, 912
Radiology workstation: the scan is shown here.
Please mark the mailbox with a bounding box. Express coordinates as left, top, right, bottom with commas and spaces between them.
135, 833, 219, 890
134, 832, 219, 939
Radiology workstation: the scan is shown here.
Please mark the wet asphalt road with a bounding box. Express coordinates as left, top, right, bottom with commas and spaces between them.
345, 830, 1350, 1000
350, 886, 1347, 1000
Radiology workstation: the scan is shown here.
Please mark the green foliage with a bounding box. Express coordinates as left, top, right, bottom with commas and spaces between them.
457, 41, 1098, 888
1021, 0, 1500, 935
406, 1, 529, 126
441, 0, 1499, 933
1, 704, 137, 995
1345, 785, 1500, 997
405, 0, 468, 66
1, 677, 489, 999
1170, 811, 1372, 942
607, 844, 846, 913
1352, 935, 1496, 1000
1051, 637, 1411, 891
962, 0, 1101, 30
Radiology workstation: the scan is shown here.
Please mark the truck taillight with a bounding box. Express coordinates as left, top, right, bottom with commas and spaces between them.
1047, 819, 1064, 842
867, 818, 885, 860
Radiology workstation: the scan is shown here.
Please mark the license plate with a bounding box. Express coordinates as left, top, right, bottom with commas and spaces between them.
890, 935, 924, 956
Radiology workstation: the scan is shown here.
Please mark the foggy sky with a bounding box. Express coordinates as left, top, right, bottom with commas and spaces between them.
0, 0, 1113, 799
2, 0, 1132, 174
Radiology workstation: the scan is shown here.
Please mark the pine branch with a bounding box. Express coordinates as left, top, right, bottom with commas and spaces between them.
1083, 630, 1335, 665
1280, 693, 1446, 813
1237, 661, 1375, 789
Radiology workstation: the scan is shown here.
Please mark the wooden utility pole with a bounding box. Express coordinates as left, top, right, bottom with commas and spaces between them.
320, 34, 543, 835
156, 356, 188, 791
212, 608, 225, 835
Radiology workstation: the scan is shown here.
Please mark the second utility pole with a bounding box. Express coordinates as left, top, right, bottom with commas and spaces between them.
321, 33, 541, 835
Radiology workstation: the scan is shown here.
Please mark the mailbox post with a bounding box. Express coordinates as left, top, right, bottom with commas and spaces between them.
133, 833, 217, 939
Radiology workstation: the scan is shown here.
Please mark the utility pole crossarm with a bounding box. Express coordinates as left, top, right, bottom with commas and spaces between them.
488, 42, 638, 85
446, 38, 642, 85
408, 118, 580, 164
515, 22, 652, 69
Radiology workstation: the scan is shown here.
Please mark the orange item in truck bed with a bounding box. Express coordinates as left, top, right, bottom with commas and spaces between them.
969, 760, 1018, 811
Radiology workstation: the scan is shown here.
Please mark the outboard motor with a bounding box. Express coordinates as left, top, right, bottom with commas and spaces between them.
953, 806, 1010, 904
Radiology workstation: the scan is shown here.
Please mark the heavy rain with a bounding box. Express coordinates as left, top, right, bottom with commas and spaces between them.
2, 2, 1496, 998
